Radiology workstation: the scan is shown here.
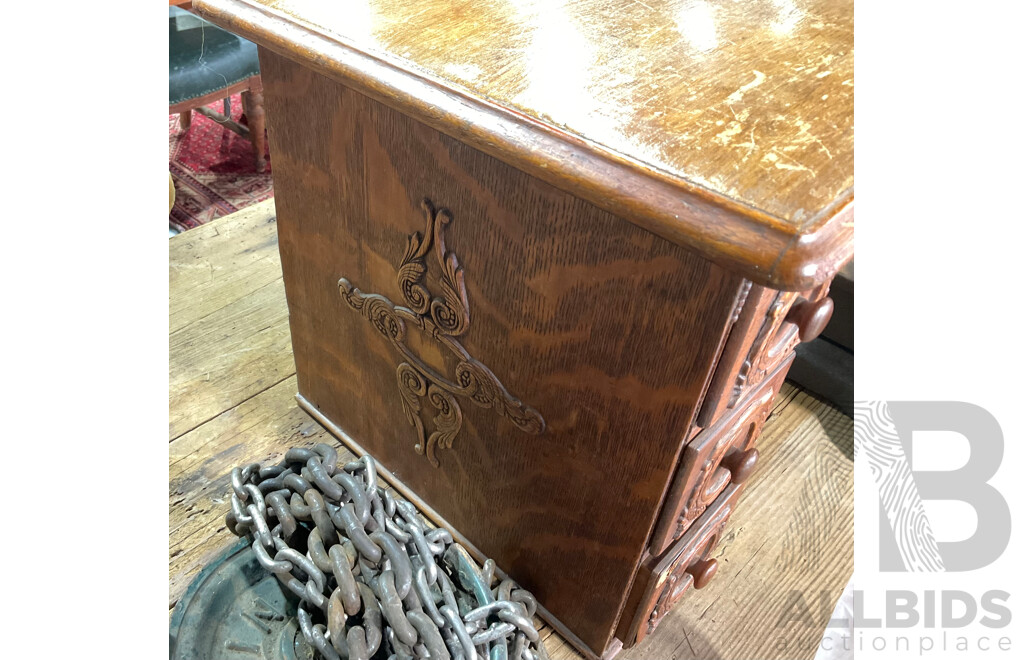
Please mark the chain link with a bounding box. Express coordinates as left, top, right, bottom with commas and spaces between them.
226, 443, 549, 660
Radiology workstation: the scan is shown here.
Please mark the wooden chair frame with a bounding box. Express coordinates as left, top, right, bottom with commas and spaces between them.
170, 74, 266, 171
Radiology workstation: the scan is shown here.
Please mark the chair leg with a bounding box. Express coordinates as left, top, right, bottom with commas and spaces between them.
179, 109, 191, 131
241, 84, 267, 172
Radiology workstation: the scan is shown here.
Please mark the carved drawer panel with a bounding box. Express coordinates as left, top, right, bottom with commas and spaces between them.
619, 483, 744, 648
697, 282, 833, 427
649, 352, 794, 556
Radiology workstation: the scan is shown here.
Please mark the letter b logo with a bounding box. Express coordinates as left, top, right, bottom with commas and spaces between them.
855, 401, 1011, 572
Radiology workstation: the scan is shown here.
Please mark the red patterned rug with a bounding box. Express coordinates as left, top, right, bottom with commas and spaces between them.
169, 93, 273, 232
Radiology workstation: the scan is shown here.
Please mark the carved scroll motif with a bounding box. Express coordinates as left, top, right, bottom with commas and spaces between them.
728, 291, 797, 408
339, 199, 545, 467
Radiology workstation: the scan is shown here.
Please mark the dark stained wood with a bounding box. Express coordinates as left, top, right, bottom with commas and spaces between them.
697, 284, 780, 426
686, 558, 718, 590
624, 387, 854, 660
203, 0, 854, 223
787, 295, 835, 342
257, 47, 746, 655
173, 0, 854, 653
721, 447, 759, 485
193, 0, 853, 291
169, 203, 853, 660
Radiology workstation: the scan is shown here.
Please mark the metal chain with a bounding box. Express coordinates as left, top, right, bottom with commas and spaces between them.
226, 443, 549, 660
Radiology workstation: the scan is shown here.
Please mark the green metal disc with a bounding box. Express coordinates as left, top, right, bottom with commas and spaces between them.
170, 539, 315, 660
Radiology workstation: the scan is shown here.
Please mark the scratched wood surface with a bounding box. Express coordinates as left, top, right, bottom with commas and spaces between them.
169, 201, 852, 659
193, 0, 853, 291
197, 0, 852, 224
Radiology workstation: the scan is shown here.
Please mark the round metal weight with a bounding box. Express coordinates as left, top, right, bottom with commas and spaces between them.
170, 539, 316, 660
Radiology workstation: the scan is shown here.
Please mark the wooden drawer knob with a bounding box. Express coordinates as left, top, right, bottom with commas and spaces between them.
686, 558, 718, 589
722, 448, 759, 484
786, 296, 834, 342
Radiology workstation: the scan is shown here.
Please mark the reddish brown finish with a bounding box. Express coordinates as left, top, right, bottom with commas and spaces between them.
697, 284, 780, 426
686, 558, 718, 590
241, 77, 267, 171
257, 49, 745, 656
787, 296, 835, 343
722, 447, 759, 485
618, 483, 744, 648
202, 0, 853, 223
649, 354, 795, 556
696, 282, 829, 427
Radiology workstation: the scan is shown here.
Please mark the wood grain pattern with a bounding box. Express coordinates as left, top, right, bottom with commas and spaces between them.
169, 202, 852, 660
192, 0, 854, 290
168, 200, 295, 440
168, 200, 280, 333
169, 376, 335, 603
257, 48, 745, 654
168, 278, 294, 439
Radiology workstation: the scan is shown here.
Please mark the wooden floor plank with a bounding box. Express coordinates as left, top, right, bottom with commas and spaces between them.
169, 377, 347, 608
168, 277, 294, 440
169, 199, 281, 333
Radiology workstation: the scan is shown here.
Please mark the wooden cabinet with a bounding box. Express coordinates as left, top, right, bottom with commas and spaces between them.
193, 1, 853, 657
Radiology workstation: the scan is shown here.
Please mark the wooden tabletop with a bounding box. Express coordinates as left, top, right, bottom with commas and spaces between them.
169, 200, 853, 659
193, 0, 853, 290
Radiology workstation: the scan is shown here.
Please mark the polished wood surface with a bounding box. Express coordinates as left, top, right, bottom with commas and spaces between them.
192, 0, 853, 290
170, 201, 852, 660
257, 47, 746, 654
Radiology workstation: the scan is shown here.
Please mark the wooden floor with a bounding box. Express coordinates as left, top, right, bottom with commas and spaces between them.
170, 200, 853, 660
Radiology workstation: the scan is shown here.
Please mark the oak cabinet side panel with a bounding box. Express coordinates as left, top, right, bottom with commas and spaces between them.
259, 48, 743, 655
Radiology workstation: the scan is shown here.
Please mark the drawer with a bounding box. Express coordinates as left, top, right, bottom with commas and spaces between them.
619, 483, 744, 647
697, 283, 832, 426
649, 353, 794, 555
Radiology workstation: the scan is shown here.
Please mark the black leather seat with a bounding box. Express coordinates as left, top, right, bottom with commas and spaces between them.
169, 7, 259, 106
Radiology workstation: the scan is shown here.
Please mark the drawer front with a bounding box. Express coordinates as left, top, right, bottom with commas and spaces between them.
698, 283, 832, 426
649, 353, 794, 555
620, 483, 744, 647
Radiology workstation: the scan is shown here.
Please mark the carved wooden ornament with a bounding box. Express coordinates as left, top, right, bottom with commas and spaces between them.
338, 199, 545, 467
